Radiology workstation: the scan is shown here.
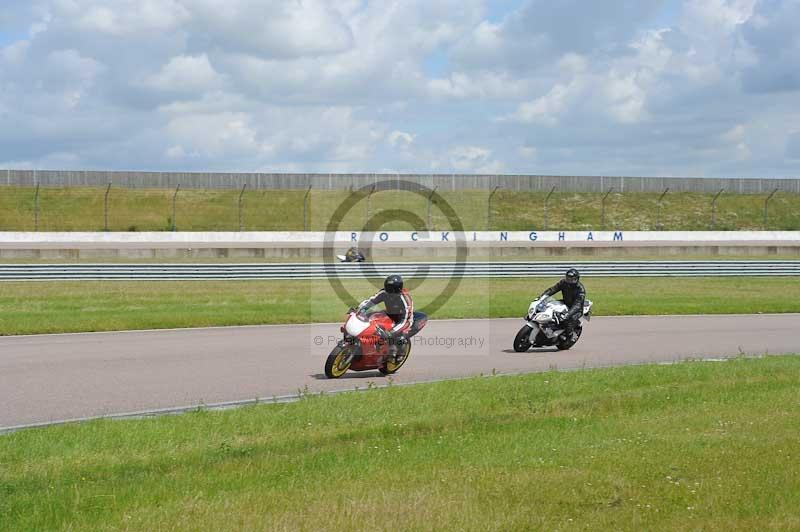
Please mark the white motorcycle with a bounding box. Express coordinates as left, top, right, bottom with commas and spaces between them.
512, 296, 593, 352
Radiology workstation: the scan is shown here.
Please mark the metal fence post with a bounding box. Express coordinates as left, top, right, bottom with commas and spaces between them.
171, 184, 180, 231
656, 187, 669, 230
34, 183, 40, 231
303, 185, 312, 231
427, 185, 438, 229
366, 185, 376, 224
544, 186, 556, 230
764, 188, 779, 229
238, 183, 247, 231
711, 188, 724, 230
488, 185, 500, 230
104, 183, 111, 231
601, 187, 613, 230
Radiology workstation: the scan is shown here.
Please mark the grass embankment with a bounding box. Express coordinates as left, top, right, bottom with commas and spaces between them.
3, 186, 800, 231
2, 356, 798, 530
1, 277, 799, 335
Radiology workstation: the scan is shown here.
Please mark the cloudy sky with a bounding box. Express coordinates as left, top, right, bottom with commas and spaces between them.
1, 0, 798, 176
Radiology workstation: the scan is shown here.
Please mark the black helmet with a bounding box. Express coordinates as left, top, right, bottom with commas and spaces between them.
565, 268, 580, 284
384, 274, 403, 293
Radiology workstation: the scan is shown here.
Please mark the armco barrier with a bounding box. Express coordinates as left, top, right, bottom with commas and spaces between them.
1, 261, 799, 281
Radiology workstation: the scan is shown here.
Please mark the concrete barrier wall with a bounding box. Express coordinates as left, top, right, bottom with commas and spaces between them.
2, 231, 797, 260
3, 169, 800, 194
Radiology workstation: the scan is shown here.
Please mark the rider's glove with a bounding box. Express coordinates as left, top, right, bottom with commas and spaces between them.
376, 326, 391, 341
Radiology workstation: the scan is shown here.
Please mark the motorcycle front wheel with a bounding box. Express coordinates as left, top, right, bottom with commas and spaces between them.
513, 325, 533, 352
324, 344, 354, 378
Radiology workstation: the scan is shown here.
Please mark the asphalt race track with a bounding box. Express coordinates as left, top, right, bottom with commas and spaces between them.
2, 314, 799, 429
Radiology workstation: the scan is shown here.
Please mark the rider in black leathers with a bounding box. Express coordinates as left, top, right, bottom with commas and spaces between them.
539, 268, 586, 341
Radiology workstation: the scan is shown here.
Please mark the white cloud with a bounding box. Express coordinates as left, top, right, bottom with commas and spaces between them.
721, 124, 746, 144
388, 131, 415, 149
1, 39, 30, 64
71, 0, 190, 36
602, 71, 648, 123
739, 0, 800, 93
445, 145, 500, 172
509, 81, 579, 125
427, 71, 532, 99
187, 0, 354, 58
144, 54, 224, 92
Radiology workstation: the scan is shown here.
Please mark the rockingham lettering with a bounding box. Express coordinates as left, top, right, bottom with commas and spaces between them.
338, 230, 661, 243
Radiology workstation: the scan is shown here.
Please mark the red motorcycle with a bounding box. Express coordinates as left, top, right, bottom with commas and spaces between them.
324, 307, 428, 378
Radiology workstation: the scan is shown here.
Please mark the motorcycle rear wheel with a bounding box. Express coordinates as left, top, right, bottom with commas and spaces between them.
324, 345, 353, 378
513, 325, 533, 352
379, 342, 411, 375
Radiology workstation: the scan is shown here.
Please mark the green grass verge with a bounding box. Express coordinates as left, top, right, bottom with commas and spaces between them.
2, 356, 798, 530
3, 186, 800, 231
1, 277, 799, 335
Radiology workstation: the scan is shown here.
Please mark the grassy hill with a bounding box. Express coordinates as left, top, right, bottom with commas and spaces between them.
2, 186, 800, 231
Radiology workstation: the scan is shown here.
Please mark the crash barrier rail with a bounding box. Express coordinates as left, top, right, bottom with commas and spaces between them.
1, 261, 799, 281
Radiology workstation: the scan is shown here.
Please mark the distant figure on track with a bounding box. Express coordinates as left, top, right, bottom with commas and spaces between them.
337, 247, 366, 262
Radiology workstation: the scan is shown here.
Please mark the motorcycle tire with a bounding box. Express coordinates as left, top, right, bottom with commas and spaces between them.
556, 327, 582, 351
513, 325, 533, 352
324, 344, 353, 378
379, 342, 411, 375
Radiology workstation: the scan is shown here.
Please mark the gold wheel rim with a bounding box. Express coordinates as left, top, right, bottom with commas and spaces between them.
385, 344, 411, 372
330, 350, 350, 377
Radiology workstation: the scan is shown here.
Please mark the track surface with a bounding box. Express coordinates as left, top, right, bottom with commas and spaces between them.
2, 314, 798, 428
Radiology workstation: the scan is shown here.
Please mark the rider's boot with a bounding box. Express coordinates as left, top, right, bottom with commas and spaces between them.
559, 321, 576, 343
388, 335, 408, 363
386, 340, 398, 362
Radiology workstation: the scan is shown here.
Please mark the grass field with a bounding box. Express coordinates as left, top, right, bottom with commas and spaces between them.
3, 186, 800, 231
1, 356, 798, 531
1, 277, 799, 335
